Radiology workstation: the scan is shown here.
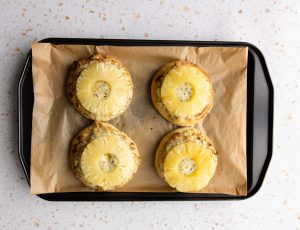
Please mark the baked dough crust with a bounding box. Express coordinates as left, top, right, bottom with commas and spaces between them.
67, 54, 133, 121
151, 60, 214, 126
155, 127, 216, 180
69, 122, 141, 191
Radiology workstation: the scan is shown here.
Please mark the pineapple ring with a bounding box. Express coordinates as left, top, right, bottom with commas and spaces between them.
151, 60, 214, 126
69, 122, 141, 191
155, 127, 217, 193
67, 54, 133, 121
164, 143, 217, 192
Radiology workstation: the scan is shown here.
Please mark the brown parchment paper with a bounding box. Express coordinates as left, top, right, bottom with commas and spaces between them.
31, 43, 247, 195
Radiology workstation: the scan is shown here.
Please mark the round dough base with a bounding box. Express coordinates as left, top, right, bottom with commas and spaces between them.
67, 54, 133, 121
151, 60, 214, 126
155, 127, 216, 191
69, 122, 141, 191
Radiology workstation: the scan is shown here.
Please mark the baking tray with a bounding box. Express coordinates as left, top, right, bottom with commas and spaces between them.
17, 38, 273, 201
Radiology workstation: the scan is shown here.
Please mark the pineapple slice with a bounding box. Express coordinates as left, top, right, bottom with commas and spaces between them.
151, 61, 214, 126
69, 122, 141, 191
164, 143, 217, 192
67, 54, 133, 121
155, 127, 217, 192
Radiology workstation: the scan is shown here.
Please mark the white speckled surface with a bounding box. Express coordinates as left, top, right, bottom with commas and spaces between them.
0, 0, 300, 229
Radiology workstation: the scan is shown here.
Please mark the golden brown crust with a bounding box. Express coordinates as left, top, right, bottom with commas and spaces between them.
67, 54, 133, 121
155, 127, 216, 180
151, 60, 214, 126
69, 122, 141, 191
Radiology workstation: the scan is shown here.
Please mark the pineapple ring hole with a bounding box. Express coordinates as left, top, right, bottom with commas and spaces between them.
178, 158, 197, 176
176, 82, 194, 102
99, 153, 118, 172
91, 80, 111, 100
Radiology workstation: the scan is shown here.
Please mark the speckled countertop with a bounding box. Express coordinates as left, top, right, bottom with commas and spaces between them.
0, 0, 300, 229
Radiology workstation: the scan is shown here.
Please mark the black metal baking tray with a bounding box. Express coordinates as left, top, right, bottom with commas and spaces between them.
17, 38, 273, 201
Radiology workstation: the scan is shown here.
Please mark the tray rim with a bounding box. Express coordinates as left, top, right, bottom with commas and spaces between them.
17, 38, 274, 201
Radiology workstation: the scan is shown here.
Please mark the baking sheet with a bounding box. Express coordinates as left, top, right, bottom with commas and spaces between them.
31, 43, 247, 195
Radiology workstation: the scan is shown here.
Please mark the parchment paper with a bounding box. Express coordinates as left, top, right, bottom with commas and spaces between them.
31, 43, 247, 195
